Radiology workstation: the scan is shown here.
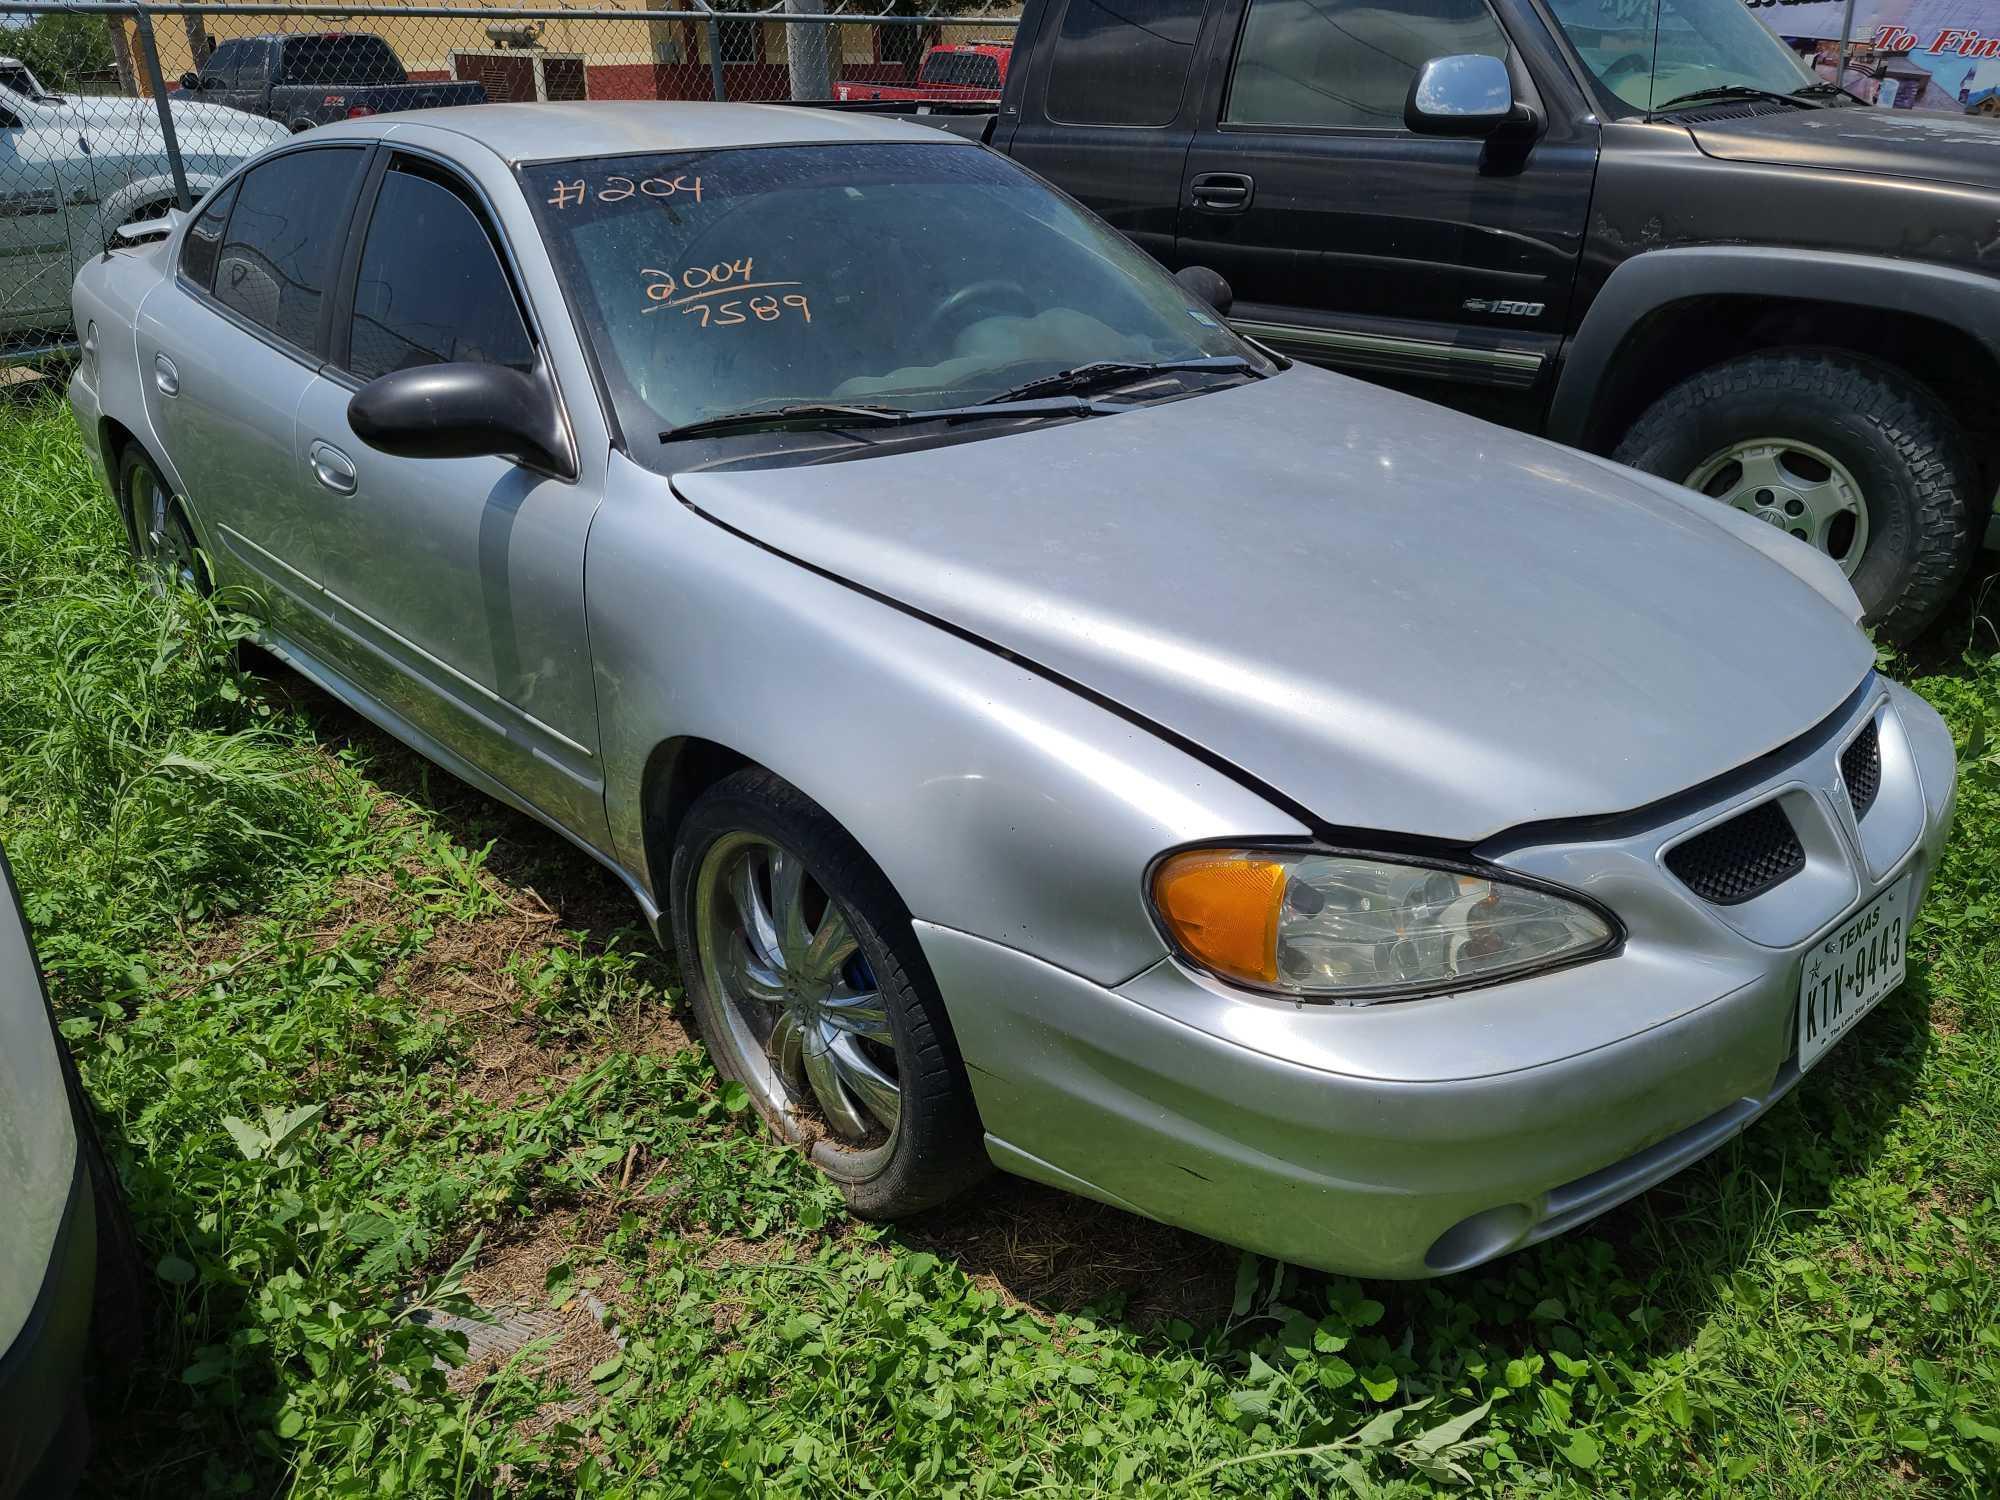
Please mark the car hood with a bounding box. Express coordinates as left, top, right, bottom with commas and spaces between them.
39, 92, 284, 148
674, 366, 1873, 842
1688, 102, 2000, 191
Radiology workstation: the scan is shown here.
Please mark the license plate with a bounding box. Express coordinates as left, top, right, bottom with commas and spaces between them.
1798, 876, 1909, 1074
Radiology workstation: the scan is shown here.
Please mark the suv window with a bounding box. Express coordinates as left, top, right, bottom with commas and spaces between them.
211, 147, 364, 351
1225, 0, 1510, 130
178, 178, 238, 290
1046, 0, 1206, 126
348, 161, 533, 384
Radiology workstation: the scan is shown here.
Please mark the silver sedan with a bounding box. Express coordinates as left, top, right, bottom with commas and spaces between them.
68, 104, 1956, 1277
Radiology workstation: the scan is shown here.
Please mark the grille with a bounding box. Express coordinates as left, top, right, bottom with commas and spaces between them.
1841, 719, 1882, 821
1665, 800, 1805, 905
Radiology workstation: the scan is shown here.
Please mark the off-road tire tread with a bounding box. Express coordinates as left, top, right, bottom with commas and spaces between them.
670, 767, 989, 1219
1612, 349, 1975, 644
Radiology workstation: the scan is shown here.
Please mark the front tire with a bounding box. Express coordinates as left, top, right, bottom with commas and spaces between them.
1612, 350, 1976, 643
668, 768, 988, 1218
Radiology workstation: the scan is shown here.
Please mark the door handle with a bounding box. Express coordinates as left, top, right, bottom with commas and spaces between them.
152, 352, 178, 396
308, 440, 357, 495
1190, 172, 1254, 212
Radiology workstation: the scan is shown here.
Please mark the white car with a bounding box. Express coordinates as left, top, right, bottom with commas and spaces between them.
0, 843, 120, 1497
0, 75, 285, 346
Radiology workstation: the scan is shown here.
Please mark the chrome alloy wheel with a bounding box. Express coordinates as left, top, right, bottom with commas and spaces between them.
1685, 437, 1870, 577
693, 830, 902, 1172
128, 463, 199, 595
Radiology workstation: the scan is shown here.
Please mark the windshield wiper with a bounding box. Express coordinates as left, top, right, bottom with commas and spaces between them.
980, 356, 1261, 406
660, 396, 1102, 444
1652, 83, 1822, 113
660, 403, 912, 442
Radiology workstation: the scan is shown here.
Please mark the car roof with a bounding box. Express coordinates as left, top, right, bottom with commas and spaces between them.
312, 101, 970, 165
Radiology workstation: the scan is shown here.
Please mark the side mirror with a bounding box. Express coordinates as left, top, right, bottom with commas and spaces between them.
1175, 264, 1233, 317
1405, 54, 1531, 137
348, 361, 571, 476
178, 71, 201, 91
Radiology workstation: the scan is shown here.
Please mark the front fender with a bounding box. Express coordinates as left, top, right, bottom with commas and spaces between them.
588, 456, 1304, 988
1548, 245, 2000, 447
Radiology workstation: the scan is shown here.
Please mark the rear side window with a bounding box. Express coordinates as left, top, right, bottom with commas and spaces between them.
178, 178, 238, 290
211, 146, 365, 352
281, 35, 401, 85
921, 51, 1002, 88
347, 162, 534, 383
1046, 0, 1206, 126
1225, 0, 1510, 130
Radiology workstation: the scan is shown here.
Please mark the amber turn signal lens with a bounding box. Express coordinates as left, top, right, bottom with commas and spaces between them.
1152, 850, 1288, 985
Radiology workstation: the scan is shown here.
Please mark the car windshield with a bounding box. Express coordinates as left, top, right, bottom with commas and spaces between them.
523, 141, 1254, 448
1543, 0, 1818, 112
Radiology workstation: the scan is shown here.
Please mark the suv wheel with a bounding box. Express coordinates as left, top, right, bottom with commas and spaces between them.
668, 768, 988, 1218
1612, 350, 1975, 643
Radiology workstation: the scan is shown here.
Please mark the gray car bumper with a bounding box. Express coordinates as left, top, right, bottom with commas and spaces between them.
923, 681, 1958, 1280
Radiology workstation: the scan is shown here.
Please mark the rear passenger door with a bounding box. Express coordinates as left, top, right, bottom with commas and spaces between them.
1000, 0, 1215, 264
138, 144, 370, 641
1177, 0, 1597, 425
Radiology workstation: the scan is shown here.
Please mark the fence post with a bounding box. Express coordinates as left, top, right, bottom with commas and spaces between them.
130, 5, 193, 212
704, 10, 727, 100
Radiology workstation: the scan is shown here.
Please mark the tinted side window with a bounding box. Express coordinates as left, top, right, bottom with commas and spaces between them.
212, 147, 364, 351
203, 39, 241, 84
922, 52, 1002, 87
283, 36, 402, 85
179, 178, 238, 290
237, 40, 270, 86
1046, 0, 1206, 126
1225, 0, 1509, 130
348, 164, 533, 384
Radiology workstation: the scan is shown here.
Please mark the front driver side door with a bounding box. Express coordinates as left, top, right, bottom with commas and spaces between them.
1177, 0, 1596, 427
293, 148, 606, 842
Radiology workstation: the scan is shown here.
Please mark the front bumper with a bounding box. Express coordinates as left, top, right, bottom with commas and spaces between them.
0, 1149, 96, 1500
925, 676, 1957, 1278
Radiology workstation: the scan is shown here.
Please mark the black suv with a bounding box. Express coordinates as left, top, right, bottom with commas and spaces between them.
878, 0, 2000, 639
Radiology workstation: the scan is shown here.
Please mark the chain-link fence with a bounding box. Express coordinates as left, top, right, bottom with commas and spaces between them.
0, 0, 1018, 358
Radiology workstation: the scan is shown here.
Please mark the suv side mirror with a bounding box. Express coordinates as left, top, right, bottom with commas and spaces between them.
349, 362, 573, 477
1175, 264, 1233, 317
1405, 54, 1531, 137
179, 71, 201, 91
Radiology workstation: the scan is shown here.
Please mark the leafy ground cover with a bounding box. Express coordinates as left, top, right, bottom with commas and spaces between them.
2, 381, 1997, 1496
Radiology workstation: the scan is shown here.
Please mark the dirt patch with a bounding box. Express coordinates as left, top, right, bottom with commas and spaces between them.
900, 1175, 1239, 1328
447, 1212, 627, 1433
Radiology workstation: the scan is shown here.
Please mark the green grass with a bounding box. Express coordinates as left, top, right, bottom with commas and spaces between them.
4, 381, 1998, 1496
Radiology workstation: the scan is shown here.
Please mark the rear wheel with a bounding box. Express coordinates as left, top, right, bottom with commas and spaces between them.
669, 768, 987, 1218
1612, 349, 1976, 643
118, 445, 206, 596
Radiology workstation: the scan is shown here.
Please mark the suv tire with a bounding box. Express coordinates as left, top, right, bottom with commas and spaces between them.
1613, 349, 1976, 643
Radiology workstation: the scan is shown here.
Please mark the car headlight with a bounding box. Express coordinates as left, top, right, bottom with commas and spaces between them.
1149, 846, 1617, 1001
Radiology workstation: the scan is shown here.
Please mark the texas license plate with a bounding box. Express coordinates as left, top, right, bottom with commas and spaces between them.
1797, 876, 1909, 1074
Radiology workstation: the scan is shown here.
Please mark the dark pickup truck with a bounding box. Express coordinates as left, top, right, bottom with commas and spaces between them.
178, 33, 485, 135
857, 0, 2000, 640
